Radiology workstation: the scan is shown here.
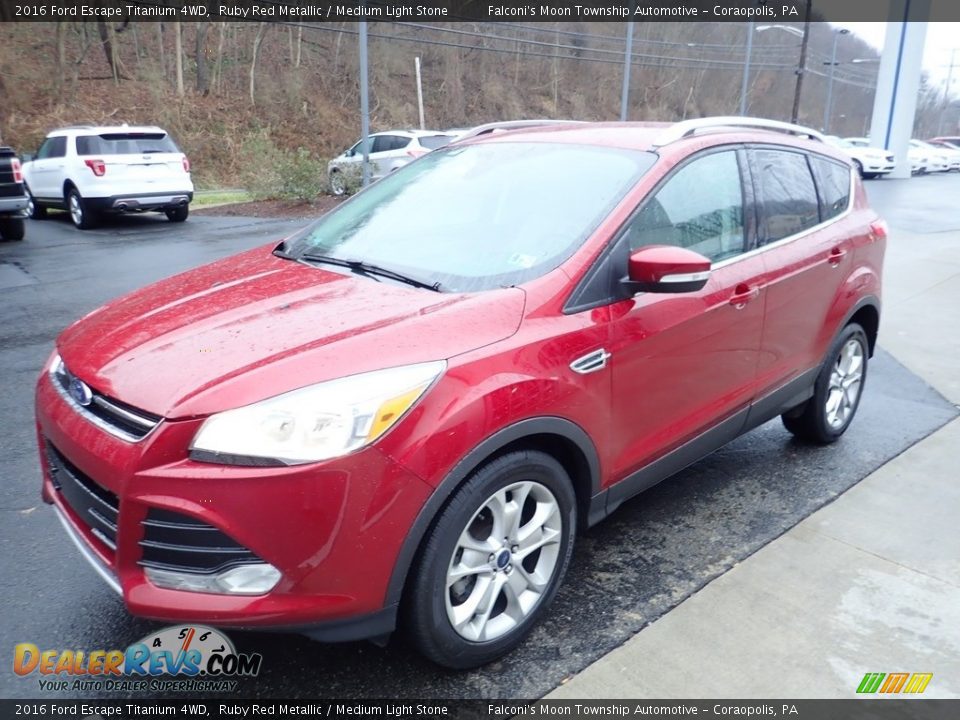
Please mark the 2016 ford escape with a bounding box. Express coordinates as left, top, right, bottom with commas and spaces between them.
35, 117, 886, 668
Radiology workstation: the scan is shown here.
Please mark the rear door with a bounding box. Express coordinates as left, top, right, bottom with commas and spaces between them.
76, 132, 187, 192
749, 147, 854, 395
370, 135, 411, 177
605, 148, 765, 484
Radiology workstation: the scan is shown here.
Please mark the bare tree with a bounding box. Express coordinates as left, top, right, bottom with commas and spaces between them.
157, 23, 166, 78
249, 22, 269, 106
196, 24, 210, 95
173, 21, 184, 97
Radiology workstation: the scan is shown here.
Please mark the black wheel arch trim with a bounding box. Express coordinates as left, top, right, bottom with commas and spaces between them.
838, 294, 880, 356
383, 416, 601, 609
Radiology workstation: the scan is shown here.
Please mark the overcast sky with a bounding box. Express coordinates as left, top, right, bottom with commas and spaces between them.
837, 22, 960, 94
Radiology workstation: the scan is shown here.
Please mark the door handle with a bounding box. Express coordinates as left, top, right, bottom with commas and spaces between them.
729, 283, 759, 309
827, 247, 847, 266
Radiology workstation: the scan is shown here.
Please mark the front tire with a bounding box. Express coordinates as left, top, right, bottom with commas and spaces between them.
404, 450, 576, 669
165, 205, 189, 223
0, 216, 25, 241
25, 185, 46, 219
782, 323, 869, 444
329, 170, 346, 196
67, 188, 97, 230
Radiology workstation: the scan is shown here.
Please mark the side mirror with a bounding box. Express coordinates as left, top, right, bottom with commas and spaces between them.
622, 245, 712, 294
21, 153, 35, 163
345, 149, 355, 158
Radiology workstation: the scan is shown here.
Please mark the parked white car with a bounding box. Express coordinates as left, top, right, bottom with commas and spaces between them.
910, 140, 950, 173
826, 136, 895, 178
926, 140, 960, 171
327, 130, 456, 195
22, 125, 193, 229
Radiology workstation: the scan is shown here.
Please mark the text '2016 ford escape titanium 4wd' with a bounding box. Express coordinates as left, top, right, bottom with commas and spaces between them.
36, 118, 886, 668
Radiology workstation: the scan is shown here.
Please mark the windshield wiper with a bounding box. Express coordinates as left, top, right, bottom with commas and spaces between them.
300, 253, 443, 292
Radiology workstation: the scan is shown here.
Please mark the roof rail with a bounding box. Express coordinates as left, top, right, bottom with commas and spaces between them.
452, 119, 587, 143
653, 116, 824, 147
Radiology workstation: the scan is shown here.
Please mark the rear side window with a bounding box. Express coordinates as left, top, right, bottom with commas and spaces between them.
752, 149, 820, 244
76, 133, 179, 156
810, 156, 852, 221
625, 150, 745, 263
418, 135, 453, 150
372, 135, 409, 153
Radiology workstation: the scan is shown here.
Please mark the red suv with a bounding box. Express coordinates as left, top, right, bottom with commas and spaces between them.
35, 118, 886, 668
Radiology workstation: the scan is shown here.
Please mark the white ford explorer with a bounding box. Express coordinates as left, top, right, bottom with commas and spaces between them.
22, 125, 193, 230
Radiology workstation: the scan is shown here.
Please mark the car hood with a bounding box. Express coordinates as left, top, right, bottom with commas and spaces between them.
57, 246, 525, 419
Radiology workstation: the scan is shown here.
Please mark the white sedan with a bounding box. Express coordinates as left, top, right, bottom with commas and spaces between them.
828, 136, 895, 178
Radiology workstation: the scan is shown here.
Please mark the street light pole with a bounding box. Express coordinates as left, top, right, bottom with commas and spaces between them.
739, 21, 755, 116
824, 28, 850, 133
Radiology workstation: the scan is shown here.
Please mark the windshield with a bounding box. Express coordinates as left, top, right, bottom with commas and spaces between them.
286, 142, 655, 293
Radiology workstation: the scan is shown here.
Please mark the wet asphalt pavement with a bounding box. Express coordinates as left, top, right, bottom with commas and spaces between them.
1, 177, 958, 700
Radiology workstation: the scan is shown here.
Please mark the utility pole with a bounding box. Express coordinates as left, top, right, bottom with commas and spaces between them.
937, 48, 959, 135
359, 21, 370, 187
791, 1, 812, 124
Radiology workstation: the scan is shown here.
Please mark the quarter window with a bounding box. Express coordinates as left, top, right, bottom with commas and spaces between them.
625, 150, 745, 263
752, 149, 820, 244
810, 156, 851, 221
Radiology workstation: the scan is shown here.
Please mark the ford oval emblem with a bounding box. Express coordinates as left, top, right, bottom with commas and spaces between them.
69, 377, 93, 407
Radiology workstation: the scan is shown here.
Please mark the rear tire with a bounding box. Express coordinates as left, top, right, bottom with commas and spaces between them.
165, 205, 189, 223
782, 323, 869, 444
403, 450, 576, 669
67, 188, 97, 230
0, 216, 25, 241
853, 160, 864, 178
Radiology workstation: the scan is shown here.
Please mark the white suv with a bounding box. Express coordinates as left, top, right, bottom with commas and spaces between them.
327, 130, 456, 195
22, 125, 193, 229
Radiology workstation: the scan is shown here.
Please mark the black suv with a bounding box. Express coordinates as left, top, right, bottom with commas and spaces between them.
0, 146, 27, 240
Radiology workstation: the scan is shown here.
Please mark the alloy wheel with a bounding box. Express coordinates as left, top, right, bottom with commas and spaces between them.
826, 338, 864, 430
445, 480, 562, 642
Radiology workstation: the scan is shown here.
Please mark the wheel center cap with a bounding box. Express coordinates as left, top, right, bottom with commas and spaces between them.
495, 549, 511, 569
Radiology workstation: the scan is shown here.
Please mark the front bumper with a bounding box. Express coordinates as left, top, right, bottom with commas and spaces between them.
0, 194, 28, 215
36, 370, 433, 639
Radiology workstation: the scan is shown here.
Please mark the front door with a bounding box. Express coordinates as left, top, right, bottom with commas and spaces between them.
605, 148, 765, 484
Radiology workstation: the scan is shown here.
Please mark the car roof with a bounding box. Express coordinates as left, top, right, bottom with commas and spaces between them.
47, 125, 169, 137
460, 119, 845, 159
369, 129, 454, 138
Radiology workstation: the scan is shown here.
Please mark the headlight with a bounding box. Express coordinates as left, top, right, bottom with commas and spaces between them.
190, 361, 445, 466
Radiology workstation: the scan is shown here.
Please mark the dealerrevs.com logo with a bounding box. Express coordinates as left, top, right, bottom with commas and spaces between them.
14, 625, 262, 693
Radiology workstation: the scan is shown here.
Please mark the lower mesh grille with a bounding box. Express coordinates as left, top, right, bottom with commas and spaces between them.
45, 442, 119, 555
139, 508, 261, 574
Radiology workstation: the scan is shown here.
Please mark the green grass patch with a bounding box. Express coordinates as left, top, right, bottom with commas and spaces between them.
192, 189, 253, 208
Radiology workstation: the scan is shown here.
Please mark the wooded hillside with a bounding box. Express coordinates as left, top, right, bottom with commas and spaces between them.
0, 20, 949, 191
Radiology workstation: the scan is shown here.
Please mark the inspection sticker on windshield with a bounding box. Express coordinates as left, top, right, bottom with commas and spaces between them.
508, 253, 537, 268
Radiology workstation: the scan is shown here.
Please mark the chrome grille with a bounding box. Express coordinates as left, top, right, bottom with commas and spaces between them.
50, 355, 161, 441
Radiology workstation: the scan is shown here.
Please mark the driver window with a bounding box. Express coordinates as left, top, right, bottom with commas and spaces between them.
625, 150, 745, 264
